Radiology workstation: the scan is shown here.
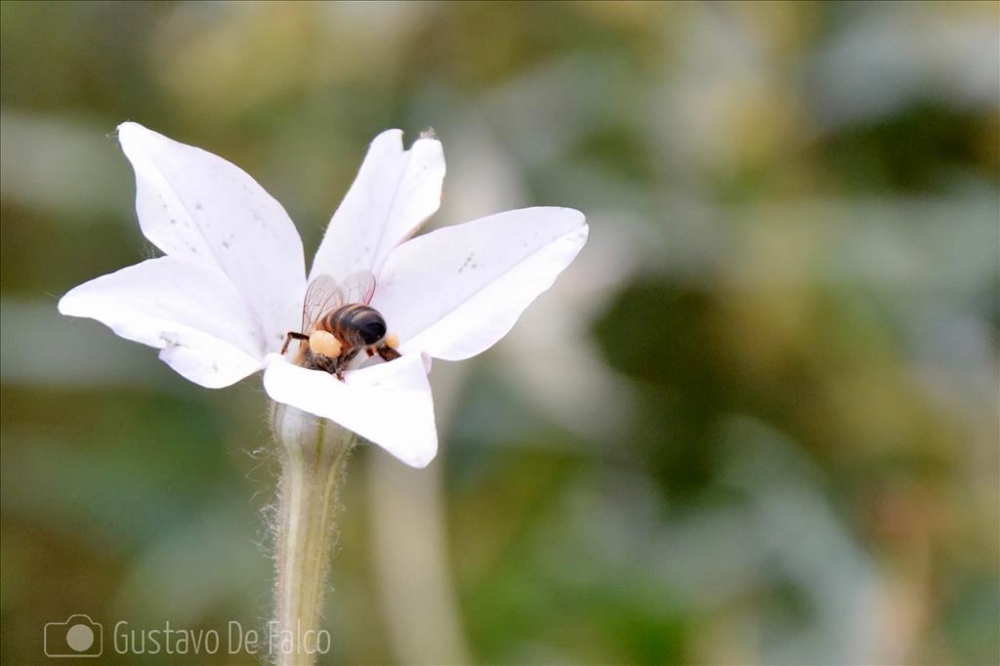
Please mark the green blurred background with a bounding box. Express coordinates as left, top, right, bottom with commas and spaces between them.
2, 2, 998, 664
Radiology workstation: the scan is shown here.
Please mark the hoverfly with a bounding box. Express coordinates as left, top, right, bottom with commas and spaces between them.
280, 271, 400, 381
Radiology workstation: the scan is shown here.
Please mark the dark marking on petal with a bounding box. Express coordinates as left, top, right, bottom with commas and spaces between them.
458, 252, 478, 273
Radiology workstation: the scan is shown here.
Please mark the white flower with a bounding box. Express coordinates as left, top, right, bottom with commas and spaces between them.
58, 123, 588, 468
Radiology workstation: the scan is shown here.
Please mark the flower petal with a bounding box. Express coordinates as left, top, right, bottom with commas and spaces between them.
262, 353, 437, 468
309, 129, 445, 284
58, 257, 266, 388
371, 207, 588, 361
117, 122, 305, 352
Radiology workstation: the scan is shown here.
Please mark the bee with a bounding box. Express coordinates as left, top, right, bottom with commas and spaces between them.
281, 271, 401, 381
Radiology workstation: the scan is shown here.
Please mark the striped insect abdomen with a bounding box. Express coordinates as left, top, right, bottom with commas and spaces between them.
317, 304, 388, 347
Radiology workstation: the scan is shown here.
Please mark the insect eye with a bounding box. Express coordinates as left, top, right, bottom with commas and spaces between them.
358, 317, 386, 345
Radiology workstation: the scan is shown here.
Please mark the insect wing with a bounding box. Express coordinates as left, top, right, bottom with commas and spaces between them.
301, 274, 344, 331
340, 271, 377, 306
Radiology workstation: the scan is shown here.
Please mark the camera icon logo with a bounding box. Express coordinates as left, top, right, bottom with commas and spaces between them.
44, 615, 103, 658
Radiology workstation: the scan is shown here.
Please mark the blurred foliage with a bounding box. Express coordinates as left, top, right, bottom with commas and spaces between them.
1, 2, 998, 665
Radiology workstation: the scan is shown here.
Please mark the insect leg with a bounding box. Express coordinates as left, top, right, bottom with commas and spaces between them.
334, 346, 362, 381
376, 344, 401, 362
281, 331, 310, 356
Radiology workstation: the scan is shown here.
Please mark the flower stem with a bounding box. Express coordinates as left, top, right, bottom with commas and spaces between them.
270, 404, 355, 666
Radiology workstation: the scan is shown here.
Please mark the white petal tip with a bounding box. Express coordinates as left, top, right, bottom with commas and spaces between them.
57, 288, 93, 318
373, 128, 404, 147
555, 206, 587, 225
116, 121, 145, 140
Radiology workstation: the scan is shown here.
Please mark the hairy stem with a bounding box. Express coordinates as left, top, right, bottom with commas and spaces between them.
270, 404, 355, 666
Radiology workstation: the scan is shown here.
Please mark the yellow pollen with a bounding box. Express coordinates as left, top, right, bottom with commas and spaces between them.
309, 330, 342, 358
